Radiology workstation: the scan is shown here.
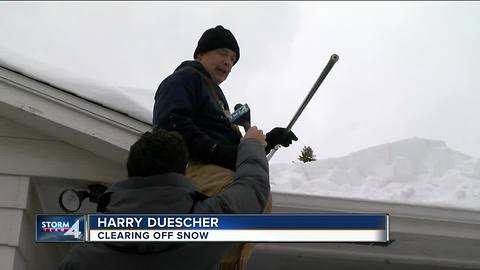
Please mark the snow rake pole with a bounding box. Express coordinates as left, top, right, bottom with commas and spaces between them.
267, 54, 339, 161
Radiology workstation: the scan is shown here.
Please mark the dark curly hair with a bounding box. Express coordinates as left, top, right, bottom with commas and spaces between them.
127, 129, 189, 177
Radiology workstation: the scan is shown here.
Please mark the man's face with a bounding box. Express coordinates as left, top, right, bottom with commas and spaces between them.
197, 48, 237, 85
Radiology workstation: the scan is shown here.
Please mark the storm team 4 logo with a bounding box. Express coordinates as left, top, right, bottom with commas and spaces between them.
36, 215, 85, 242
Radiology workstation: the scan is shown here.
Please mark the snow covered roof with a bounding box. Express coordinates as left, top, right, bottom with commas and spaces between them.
0, 47, 152, 124
0, 64, 151, 165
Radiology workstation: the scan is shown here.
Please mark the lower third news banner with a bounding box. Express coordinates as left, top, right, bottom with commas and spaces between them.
36, 214, 389, 242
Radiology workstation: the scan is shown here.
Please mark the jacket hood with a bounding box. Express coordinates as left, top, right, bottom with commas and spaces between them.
174, 60, 212, 79
96, 173, 209, 254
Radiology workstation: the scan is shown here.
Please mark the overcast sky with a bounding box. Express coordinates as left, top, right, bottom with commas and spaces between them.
1, 2, 479, 164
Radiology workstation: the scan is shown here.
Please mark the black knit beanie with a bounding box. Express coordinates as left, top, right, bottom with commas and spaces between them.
193, 25, 240, 64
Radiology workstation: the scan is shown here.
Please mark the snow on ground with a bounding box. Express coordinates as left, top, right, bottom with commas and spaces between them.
270, 137, 480, 210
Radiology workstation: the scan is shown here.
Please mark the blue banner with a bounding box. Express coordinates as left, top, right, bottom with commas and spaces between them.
35, 214, 389, 242
88, 214, 387, 230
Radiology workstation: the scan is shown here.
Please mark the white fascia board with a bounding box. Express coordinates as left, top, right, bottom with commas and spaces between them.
0, 66, 151, 151
252, 237, 480, 269
272, 192, 480, 239
269, 192, 480, 268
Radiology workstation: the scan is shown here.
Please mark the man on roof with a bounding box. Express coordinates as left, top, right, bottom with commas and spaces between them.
152, 25, 297, 270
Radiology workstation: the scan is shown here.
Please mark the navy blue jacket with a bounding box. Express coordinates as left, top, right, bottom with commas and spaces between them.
153, 61, 241, 169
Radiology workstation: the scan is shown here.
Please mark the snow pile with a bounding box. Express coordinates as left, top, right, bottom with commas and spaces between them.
270, 137, 480, 210
0, 46, 152, 123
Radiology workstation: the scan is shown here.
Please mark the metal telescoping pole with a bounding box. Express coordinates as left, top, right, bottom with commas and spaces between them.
267, 54, 339, 161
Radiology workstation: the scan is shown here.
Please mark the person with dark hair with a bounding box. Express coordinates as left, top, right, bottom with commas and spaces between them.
59, 127, 270, 270
126, 130, 189, 177
152, 25, 297, 270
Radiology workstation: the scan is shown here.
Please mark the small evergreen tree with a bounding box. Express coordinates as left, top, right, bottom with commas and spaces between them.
298, 145, 317, 163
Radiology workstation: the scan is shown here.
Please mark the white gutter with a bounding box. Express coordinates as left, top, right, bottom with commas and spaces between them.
258, 192, 480, 269
272, 192, 480, 239
0, 66, 151, 163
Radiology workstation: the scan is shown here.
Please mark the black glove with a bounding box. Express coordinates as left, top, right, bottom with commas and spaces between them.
265, 127, 298, 154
